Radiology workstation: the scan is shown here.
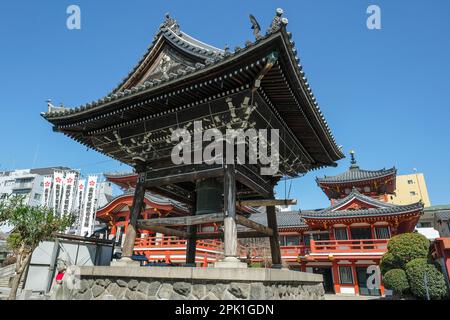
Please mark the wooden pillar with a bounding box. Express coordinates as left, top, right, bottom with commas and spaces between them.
267, 191, 282, 267
370, 224, 376, 239
351, 262, 359, 295
332, 261, 341, 294
223, 164, 238, 258
121, 164, 146, 258
186, 201, 197, 266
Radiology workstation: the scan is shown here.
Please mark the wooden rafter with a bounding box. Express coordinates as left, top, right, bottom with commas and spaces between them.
137, 212, 224, 228
237, 198, 297, 207
137, 225, 190, 238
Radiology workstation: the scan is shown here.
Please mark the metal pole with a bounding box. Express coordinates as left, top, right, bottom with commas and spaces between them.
424, 271, 430, 300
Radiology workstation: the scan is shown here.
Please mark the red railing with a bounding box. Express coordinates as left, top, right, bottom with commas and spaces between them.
135, 236, 223, 252
133, 236, 389, 265
281, 245, 310, 257
310, 239, 388, 253
134, 236, 224, 266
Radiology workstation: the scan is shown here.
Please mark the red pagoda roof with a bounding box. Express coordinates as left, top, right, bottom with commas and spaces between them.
301, 188, 422, 224
316, 151, 397, 199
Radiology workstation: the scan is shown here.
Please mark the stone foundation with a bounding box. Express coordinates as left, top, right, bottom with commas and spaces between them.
62, 266, 324, 300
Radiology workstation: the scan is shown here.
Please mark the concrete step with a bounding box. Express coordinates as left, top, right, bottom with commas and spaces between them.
0, 277, 10, 288
0, 264, 15, 278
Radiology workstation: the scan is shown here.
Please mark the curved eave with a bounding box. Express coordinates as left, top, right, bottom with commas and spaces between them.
301, 206, 423, 223
316, 167, 397, 185
96, 192, 189, 216
42, 22, 343, 167
279, 226, 309, 232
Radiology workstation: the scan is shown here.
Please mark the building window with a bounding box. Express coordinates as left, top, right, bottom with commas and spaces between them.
410, 191, 417, 196
4, 180, 14, 186
334, 228, 348, 240
284, 236, 300, 246
339, 266, 354, 284
407, 179, 414, 184
12, 189, 30, 195
33, 193, 42, 201
304, 235, 311, 247
375, 226, 390, 239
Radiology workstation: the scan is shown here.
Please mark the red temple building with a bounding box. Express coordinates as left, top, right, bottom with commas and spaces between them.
97, 152, 423, 296
98, 172, 260, 266
283, 152, 423, 296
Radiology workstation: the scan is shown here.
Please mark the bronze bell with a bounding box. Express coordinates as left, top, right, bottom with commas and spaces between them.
195, 178, 222, 215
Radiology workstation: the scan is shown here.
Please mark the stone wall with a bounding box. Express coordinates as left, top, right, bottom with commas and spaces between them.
61, 266, 325, 300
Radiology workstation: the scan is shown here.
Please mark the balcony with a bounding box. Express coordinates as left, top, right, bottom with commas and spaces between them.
310, 239, 389, 254
12, 182, 33, 190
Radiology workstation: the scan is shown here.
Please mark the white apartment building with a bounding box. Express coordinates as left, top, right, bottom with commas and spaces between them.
0, 167, 113, 236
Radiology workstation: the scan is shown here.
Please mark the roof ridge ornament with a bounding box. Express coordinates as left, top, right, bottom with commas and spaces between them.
349, 150, 359, 169
46, 99, 68, 113
249, 14, 262, 40
161, 13, 180, 34
223, 44, 231, 56
266, 8, 288, 35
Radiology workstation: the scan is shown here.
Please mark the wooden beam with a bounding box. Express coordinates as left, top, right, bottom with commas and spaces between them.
235, 165, 272, 198
144, 164, 223, 187
196, 231, 270, 240
137, 212, 224, 228
238, 199, 297, 207
136, 225, 189, 238
235, 215, 273, 236
147, 186, 194, 205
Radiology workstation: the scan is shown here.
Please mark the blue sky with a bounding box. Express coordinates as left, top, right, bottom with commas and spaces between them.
0, 1, 449, 209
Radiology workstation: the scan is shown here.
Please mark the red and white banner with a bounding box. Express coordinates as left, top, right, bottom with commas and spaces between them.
42, 176, 52, 207
60, 172, 77, 217
79, 175, 98, 236
75, 179, 86, 212
52, 171, 64, 213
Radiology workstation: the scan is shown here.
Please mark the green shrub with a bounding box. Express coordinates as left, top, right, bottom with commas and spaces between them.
383, 269, 410, 296
405, 258, 448, 300
387, 233, 429, 268
380, 252, 400, 275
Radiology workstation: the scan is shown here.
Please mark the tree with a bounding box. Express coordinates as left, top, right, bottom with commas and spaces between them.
405, 258, 448, 300
383, 269, 410, 296
381, 232, 448, 300
380, 252, 400, 275
385, 233, 429, 269
0, 195, 74, 300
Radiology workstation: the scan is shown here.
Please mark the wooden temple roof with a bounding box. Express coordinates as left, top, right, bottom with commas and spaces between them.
316, 151, 396, 185
250, 210, 308, 231
301, 188, 423, 221
96, 189, 190, 214
41, 9, 344, 174
316, 166, 397, 185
